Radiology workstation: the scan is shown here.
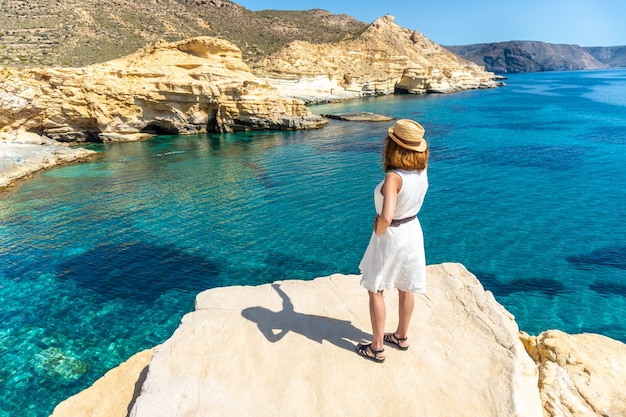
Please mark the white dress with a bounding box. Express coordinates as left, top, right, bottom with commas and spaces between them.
359, 169, 428, 293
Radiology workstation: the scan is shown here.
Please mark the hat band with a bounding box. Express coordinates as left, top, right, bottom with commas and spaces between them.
394, 133, 423, 147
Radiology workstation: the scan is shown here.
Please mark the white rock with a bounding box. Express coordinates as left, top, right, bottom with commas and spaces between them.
0, 132, 95, 190
127, 263, 542, 417
50, 349, 154, 417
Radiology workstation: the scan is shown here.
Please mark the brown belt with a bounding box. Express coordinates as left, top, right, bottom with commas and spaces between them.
390, 215, 416, 227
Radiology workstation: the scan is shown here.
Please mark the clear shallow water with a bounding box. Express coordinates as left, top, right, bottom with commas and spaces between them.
1, 69, 626, 416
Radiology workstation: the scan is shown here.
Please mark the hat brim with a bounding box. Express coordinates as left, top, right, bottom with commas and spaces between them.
388, 128, 428, 152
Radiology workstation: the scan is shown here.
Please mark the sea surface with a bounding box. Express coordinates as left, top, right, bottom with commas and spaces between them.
1, 69, 626, 416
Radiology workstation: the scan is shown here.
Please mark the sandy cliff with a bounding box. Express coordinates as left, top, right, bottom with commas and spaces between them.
0, 37, 325, 144
0, 15, 496, 145
253, 15, 497, 103
0, 15, 499, 191
0, 36, 325, 190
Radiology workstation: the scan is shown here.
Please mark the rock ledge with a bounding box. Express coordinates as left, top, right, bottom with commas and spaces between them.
52, 263, 544, 417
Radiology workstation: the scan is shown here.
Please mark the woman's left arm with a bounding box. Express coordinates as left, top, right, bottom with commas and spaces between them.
374, 172, 401, 235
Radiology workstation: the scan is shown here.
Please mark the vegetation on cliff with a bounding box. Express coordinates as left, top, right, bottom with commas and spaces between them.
0, 0, 368, 67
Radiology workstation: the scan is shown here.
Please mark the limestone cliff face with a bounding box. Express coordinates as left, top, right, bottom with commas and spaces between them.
0, 37, 326, 142
0, 17, 498, 142
253, 15, 497, 103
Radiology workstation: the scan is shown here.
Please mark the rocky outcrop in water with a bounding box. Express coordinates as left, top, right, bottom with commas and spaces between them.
0, 37, 326, 143
254, 15, 497, 103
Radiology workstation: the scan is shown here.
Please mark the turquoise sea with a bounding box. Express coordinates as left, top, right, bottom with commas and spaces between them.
1, 69, 626, 416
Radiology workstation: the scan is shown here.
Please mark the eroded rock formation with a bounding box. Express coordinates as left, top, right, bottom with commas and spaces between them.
253, 15, 497, 103
0, 15, 499, 146
522, 330, 626, 417
0, 37, 326, 143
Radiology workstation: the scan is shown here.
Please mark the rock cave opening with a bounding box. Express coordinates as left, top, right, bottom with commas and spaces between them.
141, 122, 180, 135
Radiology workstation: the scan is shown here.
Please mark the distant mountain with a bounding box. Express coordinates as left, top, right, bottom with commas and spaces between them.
445, 41, 624, 74
584, 46, 626, 68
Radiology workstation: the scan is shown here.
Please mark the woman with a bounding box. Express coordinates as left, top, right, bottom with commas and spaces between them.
356, 119, 429, 363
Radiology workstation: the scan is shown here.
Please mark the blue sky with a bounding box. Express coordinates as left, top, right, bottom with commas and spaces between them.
235, 0, 626, 47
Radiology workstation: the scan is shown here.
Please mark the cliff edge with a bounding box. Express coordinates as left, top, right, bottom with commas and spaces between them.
0, 15, 498, 190
50, 263, 626, 417
53, 263, 542, 417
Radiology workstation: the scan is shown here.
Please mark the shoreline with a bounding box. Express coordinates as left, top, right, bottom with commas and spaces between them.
0, 131, 97, 196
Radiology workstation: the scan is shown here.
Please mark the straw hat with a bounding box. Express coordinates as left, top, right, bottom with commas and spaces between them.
388, 119, 428, 152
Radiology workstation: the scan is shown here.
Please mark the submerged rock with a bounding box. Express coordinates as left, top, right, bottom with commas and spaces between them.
321, 112, 394, 122
31, 347, 90, 386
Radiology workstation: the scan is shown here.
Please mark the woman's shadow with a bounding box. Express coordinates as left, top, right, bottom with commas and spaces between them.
241, 283, 370, 353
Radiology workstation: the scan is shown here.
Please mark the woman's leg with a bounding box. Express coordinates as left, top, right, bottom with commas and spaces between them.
368, 290, 386, 351
394, 290, 414, 344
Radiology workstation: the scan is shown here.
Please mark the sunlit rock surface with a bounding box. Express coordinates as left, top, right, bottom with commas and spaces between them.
0, 37, 326, 143
0, 131, 95, 189
53, 263, 543, 417
522, 330, 626, 417
254, 15, 497, 103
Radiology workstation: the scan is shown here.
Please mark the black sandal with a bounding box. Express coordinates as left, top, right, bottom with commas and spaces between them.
384, 333, 409, 351
356, 343, 385, 363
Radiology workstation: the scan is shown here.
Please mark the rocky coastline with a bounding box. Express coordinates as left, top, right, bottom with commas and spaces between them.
253, 16, 497, 103
0, 131, 96, 192
6, 13, 624, 416
50, 264, 626, 417
0, 15, 498, 192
